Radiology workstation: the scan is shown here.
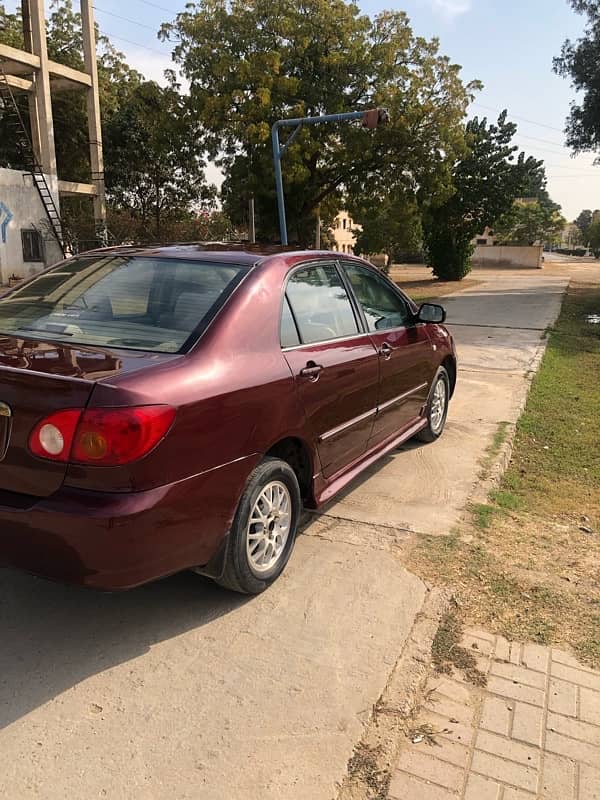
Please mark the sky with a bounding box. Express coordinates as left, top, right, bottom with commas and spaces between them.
7, 0, 599, 220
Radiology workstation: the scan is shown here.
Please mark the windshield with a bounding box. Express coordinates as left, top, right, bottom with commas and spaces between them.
0, 256, 249, 353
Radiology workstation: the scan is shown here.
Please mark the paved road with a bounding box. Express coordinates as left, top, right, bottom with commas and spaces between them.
0, 267, 572, 800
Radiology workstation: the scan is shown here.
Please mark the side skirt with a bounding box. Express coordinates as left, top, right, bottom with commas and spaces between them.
313, 416, 428, 506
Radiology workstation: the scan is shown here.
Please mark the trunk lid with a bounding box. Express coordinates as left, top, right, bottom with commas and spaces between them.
0, 334, 173, 497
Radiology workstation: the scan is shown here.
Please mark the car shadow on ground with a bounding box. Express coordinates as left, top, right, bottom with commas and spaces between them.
0, 568, 250, 729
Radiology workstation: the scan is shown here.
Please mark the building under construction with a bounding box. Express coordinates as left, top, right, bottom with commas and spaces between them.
0, 0, 104, 283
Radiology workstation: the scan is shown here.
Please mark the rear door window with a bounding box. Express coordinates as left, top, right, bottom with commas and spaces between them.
286, 263, 359, 345
280, 296, 301, 348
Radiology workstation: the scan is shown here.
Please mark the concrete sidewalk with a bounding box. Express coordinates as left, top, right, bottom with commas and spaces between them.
390, 630, 600, 800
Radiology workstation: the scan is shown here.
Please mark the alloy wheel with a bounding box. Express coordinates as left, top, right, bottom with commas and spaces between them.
430, 377, 447, 434
246, 481, 292, 574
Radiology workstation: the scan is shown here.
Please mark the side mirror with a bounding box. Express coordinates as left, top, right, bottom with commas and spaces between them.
417, 303, 446, 324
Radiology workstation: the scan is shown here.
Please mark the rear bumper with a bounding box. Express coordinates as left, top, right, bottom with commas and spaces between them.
0, 455, 258, 590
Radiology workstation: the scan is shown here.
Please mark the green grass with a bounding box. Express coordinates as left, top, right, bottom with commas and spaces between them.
489, 489, 524, 512
500, 284, 600, 520
470, 503, 498, 530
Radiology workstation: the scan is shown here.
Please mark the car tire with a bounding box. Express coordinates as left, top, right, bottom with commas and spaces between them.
215, 457, 301, 594
415, 366, 450, 443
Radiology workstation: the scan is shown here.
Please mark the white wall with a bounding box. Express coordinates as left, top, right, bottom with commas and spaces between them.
472, 245, 543, 269
0, 167, 63, 283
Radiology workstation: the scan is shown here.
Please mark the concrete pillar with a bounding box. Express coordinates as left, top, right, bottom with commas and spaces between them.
80, 0, 107, 233
28, 0, 57, 175
20, 0, 43, 166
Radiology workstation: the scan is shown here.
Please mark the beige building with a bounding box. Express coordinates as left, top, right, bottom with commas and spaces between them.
333, 210, 360, 255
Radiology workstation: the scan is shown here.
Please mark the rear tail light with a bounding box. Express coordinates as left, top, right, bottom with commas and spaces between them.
29, 406, 176, 466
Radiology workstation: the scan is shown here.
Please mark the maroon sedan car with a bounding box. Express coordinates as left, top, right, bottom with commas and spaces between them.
0, 246, 456, 593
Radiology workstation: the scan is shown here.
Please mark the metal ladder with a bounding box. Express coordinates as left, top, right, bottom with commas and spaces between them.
0, 67, 65, 257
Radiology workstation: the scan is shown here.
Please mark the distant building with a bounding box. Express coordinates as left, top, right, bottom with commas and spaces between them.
560, 223, 582, 249
0, 168, 63, 282
333, 210, 360, 254
473, 227, 499, 246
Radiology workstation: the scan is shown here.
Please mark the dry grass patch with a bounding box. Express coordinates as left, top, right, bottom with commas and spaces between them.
431, 607, 487, 686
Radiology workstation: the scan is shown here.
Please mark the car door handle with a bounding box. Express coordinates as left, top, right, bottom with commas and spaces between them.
299, 361, 323, 381
379, 342, 393, 360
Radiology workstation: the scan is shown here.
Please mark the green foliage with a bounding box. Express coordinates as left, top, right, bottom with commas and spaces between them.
575, 209, 594, 241
161, 0, 476, 245
423, 112, 542, 280
495, 199, 566, 246
350, 192, 422, 265
103, 81, 214, 238
588, 217, 600, 257
554, 0, 600, 154
1, 2, 216, 245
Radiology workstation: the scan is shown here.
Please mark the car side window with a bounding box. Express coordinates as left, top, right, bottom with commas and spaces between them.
280, 295, 301, 348
286, 263, 359, 345
343, 262, 411, 332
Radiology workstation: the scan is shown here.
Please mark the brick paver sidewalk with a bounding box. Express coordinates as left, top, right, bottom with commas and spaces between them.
389, 630, 600, 800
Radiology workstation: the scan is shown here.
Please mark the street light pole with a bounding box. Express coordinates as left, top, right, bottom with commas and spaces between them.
271, 108, 388, 246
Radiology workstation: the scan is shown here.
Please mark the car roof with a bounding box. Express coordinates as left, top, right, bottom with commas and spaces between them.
77, 242, 336, 267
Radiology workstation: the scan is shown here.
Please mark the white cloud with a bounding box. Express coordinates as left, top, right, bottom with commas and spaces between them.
428, 0, 471, 18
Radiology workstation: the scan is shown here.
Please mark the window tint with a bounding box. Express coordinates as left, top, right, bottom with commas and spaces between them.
281, 295, 300, 348
286, 263, 359, 344
343, 263, 411, 332
0, 256, 247, 353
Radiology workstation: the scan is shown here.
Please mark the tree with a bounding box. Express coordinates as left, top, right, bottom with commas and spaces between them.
574, 209, 594, 242
495, 200, 566, 246
350, 192, 422, 268
588, 217, 600, 257
422, 112, 543, 280
104, 82, 215, 238
554, 1, 600, 155
161, 1, 477, 245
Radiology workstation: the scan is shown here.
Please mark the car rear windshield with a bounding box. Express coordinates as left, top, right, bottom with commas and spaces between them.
0, 255, 249, 353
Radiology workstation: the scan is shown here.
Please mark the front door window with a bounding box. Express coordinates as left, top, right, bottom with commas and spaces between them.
343, 263, 411, 332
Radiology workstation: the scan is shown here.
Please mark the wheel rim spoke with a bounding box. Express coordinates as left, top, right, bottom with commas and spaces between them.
246, 480, 292, 575
430, 379, 447, 432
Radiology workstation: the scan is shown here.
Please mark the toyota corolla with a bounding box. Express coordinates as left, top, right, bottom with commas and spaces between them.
0, 245, 456, 593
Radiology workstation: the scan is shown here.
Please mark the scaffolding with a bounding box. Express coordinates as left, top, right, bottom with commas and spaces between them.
0, 0, 106, 246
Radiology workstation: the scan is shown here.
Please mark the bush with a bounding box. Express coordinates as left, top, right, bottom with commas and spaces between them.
426, 229, 474, 280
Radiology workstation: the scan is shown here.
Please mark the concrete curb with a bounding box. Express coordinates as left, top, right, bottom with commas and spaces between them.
336, 586, 452, 800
